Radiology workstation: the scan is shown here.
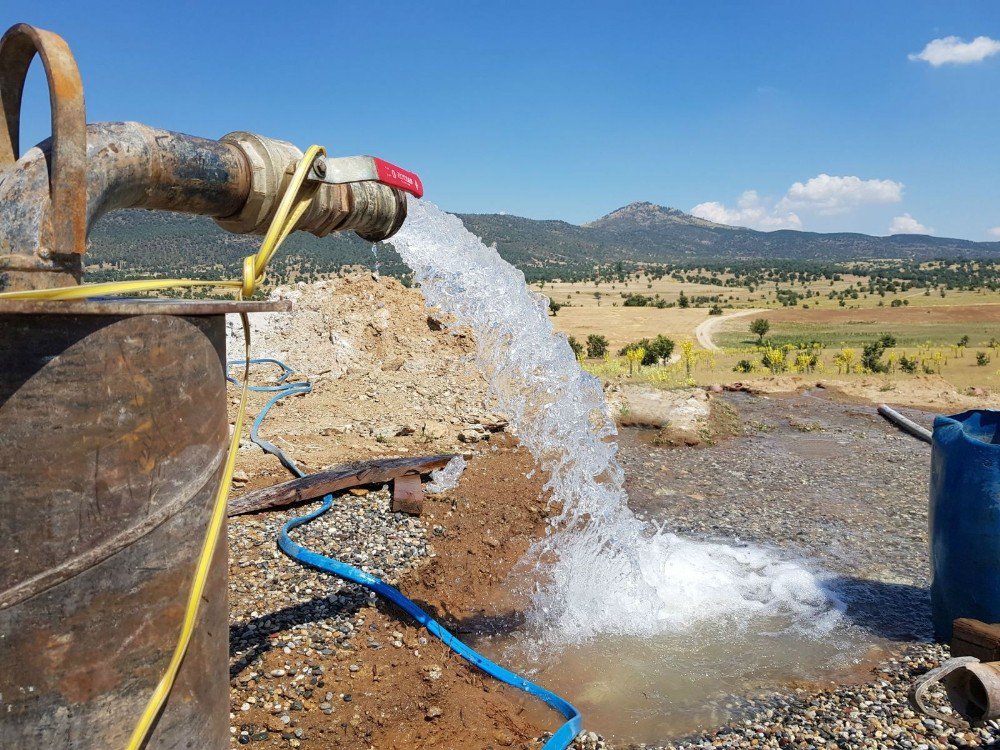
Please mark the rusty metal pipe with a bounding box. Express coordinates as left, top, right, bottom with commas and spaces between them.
0, 122, 251, 289
1, 123, 408, 292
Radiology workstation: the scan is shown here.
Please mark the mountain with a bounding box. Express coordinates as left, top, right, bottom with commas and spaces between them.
84, 202, 1000, 285
462, 202, 1000, 266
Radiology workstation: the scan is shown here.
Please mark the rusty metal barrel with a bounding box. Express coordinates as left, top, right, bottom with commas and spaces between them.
0, 298, 285, 747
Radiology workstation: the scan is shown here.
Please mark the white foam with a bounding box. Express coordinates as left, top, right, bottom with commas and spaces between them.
426, 456, 467, 494
390, 198, 843, 643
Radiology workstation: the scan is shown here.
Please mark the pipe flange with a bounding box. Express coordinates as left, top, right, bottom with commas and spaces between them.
215, 131, 302, 235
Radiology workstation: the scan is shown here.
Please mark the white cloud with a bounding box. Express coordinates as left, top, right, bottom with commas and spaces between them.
909, 35, 1000, 66
988, 227, 1000, 238
692, 174, 903, 231
691, 190, 802, 231
779, 174, 903, 215
889, 213, 931, 235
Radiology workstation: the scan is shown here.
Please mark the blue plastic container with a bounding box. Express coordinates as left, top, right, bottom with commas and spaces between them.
930, 410, 1000, 642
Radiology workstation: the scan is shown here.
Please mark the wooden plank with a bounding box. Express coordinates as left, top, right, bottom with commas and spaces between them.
391, 473, 424, 515
227, 454, 456, 517
952, 618, 1000, 662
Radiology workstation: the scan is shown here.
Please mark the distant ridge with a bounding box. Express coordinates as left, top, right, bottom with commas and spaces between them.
85, 202, 1000, 285
459, 201, 1000, 265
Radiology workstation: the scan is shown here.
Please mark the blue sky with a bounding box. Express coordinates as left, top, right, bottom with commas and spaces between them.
7, 1, 1000, 239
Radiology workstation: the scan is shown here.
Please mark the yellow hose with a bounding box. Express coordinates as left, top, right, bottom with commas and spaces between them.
0, 146, 325, 749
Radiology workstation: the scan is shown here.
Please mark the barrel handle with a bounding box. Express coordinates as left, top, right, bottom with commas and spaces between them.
0, 23, 87, 255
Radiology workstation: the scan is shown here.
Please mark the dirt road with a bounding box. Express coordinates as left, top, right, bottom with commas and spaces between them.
694, 308, 764, 350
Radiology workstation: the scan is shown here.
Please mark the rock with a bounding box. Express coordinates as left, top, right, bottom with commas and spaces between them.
320, 424, 352, 436
372, 425, 401, 440
458, 425, 489, 443
422, 421, 448, 440
425, 705, 443, 720
232, 469, 249, 484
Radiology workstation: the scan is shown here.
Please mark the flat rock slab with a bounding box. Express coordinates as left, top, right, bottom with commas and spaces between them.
617, 385, 710, 444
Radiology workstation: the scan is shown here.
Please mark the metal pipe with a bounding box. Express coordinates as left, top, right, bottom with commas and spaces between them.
0, 122, 251, 289
0, 123, 408, 292
877, 403, 933, 443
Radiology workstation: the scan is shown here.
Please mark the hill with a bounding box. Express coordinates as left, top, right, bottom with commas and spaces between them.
84, 202, 1000, 285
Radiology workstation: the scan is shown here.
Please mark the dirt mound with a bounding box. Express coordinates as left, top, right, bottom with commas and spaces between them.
226, 274, 508, 482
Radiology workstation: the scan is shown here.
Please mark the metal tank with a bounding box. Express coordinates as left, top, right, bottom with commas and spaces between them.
0, 22, 421, 748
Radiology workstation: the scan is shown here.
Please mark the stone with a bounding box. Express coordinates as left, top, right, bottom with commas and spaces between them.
422, 421, 448, 440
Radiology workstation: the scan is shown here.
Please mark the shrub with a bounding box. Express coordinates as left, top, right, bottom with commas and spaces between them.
898, 355, 918, 374
709, 304, 723, 315
734, 359, 755, 373
586, 334, 609, 358
879, 333, 897, 348
619, 335, 675, 366
567, 336, 584, 359
761, 346, 787, 373
977, 351, 991, 367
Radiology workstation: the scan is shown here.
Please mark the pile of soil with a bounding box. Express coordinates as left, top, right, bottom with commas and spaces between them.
226, 274, 507, 491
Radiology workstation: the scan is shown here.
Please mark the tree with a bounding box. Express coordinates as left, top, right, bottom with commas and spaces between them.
647, 335, 675, 363
750, 318, 770, 343
677, 290, 690, 309
586, 334, 609, 358
861, 341, 888, 373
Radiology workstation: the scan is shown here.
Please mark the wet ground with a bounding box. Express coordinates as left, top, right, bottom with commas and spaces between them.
623, 389, 935, 644
486, 389, 941, 744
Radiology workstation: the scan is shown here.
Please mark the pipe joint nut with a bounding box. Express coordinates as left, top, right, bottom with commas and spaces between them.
215, 131, 303, 235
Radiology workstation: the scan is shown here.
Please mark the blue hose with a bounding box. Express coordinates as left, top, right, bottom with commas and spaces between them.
228, 359, 582, 749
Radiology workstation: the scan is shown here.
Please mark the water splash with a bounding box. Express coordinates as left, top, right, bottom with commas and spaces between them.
426, 456, 467, 494
390, 198, 842, 642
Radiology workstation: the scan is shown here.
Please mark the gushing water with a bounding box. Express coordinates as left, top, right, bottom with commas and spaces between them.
390, 198, 842, 643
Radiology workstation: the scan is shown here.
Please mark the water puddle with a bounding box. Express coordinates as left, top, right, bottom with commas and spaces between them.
476, 626, 885, 742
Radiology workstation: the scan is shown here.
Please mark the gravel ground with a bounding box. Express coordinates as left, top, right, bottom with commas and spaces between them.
615, 388, 999, 749
227, 486, 430, 746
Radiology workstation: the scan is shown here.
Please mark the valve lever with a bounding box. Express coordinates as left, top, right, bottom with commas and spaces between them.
308, 155, 423, 198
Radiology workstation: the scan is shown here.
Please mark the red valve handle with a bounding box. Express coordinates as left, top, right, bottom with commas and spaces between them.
373, 157, 423, 198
